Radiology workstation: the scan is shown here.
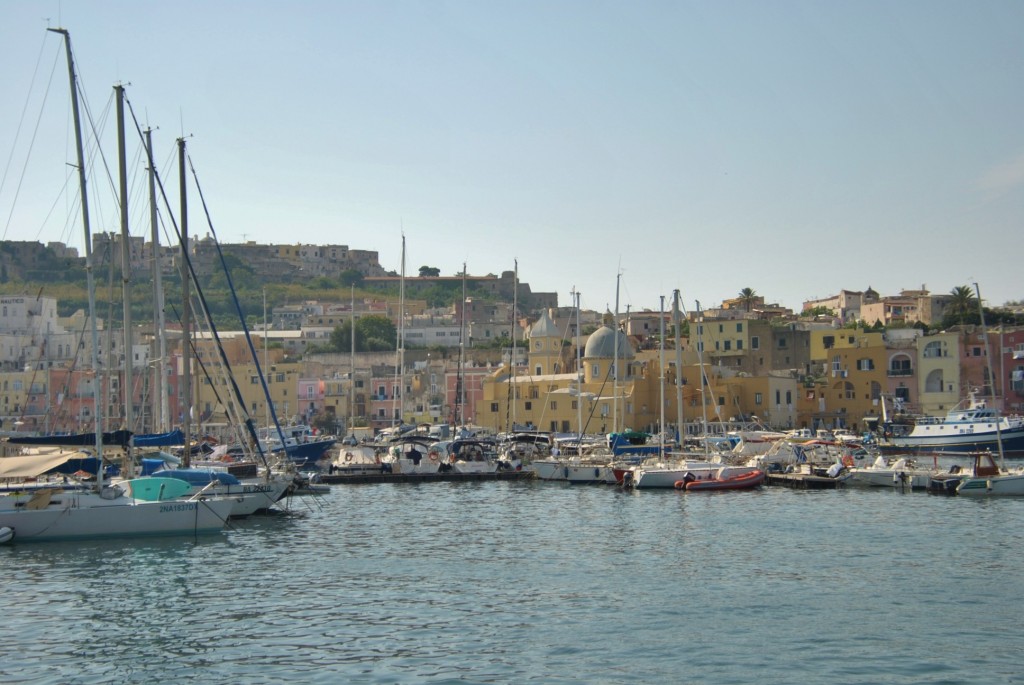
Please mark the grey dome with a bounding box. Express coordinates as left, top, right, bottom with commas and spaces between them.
584, 325, 634, 360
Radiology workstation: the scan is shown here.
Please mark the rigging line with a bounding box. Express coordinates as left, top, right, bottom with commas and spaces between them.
185, 151, 275, 466
2, 39, 64, 242
78, 89, 121, 227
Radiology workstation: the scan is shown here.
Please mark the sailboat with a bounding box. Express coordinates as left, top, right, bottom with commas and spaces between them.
0, 29, 234, 543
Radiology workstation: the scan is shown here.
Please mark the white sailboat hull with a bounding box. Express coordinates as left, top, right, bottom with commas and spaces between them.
0, 495, 232, 543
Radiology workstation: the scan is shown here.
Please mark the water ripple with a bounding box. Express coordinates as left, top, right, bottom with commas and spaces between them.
2, 482, 1024, 683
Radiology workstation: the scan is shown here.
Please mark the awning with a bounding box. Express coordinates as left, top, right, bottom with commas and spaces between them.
0, 451, 84, 479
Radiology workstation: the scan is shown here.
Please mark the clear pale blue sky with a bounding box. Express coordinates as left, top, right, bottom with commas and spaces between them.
3, 1, 1022, 314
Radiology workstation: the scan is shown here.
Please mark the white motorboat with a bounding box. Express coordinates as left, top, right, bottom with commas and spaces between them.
847, 456, 934, 489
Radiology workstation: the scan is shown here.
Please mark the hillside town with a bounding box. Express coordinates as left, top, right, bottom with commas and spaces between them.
1, 238, 1023, 443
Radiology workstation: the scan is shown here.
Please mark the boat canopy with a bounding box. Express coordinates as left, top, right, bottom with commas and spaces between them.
133, 429, 185, 447
0, 451, 86, 479
6, 430, 132, 448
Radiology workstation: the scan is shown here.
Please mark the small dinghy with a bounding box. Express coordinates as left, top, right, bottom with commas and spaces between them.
675, 469, 765, 492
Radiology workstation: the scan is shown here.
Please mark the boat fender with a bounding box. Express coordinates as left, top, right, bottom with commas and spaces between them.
842, 455, 854, 468
428, 449, 440, 462
345, 452, 354, 462
0, 526, 13, 544
449, 454, 457, 464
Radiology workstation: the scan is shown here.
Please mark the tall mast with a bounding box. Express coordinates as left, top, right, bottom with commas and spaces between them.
392, 235, 405, 428
146, 128, 168, 433
115, 85, 134, 439
179, 137, 191, 467
975, 283, 1005, 468
510, 259, 517, 431
613, 271, 620, 434
659, 295, 666, 460
460, 262, 467, 426
673, 289, 684, 442
263, 287, 269, 428
575, 288, 582, 444
350, 284, 355, 434
49, 28, 103, 485
695, 300, 710, 457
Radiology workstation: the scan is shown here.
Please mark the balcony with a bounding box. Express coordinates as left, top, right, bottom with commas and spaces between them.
888, 368, 914, 377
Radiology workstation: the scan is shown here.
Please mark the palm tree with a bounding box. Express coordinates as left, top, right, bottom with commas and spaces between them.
947, 285, 977, 323
738, 287, 758, 312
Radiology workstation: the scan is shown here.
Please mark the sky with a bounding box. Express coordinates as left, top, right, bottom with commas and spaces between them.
2, 1, 1023, 316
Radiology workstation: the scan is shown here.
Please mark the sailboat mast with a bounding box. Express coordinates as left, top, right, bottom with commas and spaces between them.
695, 300, 710, 457
510, 259, 517, 431
613, 271, 620, 434
575, 288, 582, 444
350, 284, 355, 434
392, 236, 405, 428
673, 289, 684, 442
460, 263, 467, 426
659, 295, 666, 460
146, 128, 168, 433
975, 283, 1005, 467
179, 137, 192, 467
115, 85, 134, 440
49, 28, 103, 483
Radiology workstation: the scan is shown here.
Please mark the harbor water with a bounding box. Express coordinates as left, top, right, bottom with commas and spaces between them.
2, 480, 1023, 684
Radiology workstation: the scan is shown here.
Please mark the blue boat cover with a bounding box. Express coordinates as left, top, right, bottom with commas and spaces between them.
133, 429, 185, 447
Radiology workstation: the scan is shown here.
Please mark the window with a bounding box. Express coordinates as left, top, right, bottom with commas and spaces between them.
525, 401, 532, 411
737, 340, 743, 350
755, 392, 763, 405
857, 358, 875, 371
736, 323, 743, 332
778, 337, 788, 349
823, 335, 835, 349
751, 336, 760, 350
724, 341, 731, 351
490, 402, 499, 412
593, 364, 600, 377
550, 401, 558, 411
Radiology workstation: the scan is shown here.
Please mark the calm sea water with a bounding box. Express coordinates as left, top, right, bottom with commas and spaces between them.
2, 480, 1023, 685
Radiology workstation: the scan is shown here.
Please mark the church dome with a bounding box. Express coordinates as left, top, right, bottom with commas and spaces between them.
584, 325, 634, 360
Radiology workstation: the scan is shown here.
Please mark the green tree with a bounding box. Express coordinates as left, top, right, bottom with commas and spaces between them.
738, 287, 758, 312
942, 285, 979, 327
328, 315, 397, 352
339, 269, 365, 288
418, 265, 441, 277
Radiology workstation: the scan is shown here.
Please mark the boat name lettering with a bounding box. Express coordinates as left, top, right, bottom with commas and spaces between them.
159, 503, 198, 513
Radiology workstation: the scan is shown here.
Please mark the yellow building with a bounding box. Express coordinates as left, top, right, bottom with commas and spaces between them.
916, 331, 960, 415
194, 360, 302, 437
476, 310, 799, 436
804, 329, 889, 431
